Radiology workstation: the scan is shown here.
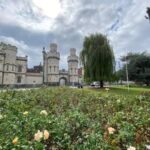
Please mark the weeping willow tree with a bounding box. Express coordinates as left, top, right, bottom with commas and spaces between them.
80, 33, 115, 88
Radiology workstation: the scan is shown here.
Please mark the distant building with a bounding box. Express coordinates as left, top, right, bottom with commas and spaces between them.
0, 42, 79, 87
27, 64, 42, 73
43, 43, 79, 86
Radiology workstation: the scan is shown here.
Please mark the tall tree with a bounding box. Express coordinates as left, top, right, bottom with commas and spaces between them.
145, 7, 150, 22
80, 33, 115, 88
119, 52, 150, 86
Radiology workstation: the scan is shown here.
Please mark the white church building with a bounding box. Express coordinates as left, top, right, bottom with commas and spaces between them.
0, 42, 79, 87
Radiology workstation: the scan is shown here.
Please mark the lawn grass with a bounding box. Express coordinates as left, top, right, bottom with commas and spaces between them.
88, 86, 150, 96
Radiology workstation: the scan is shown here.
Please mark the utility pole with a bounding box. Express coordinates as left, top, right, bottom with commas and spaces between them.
125, 53, 129, 91
118, 61, 122, 85
0, 52, 6, 86
42, 47, 45, 85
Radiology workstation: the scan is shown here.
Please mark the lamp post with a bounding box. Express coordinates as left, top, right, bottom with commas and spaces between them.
118, 61, 122, 85
125, 53, 129, 91
42, 47, 45, 85
0, 52, 6, 86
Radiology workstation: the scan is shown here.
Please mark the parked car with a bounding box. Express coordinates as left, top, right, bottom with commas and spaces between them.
90, 81, 100, 87
74, 83, 83, 88
78, 83, 83, 88
70, 83, 83, 88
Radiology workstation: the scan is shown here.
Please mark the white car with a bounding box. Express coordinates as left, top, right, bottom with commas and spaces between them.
90, 81, 100, 87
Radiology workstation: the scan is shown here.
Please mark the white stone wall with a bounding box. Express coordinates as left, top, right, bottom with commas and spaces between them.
16, 59, 27, 73
48, 58, 59, 74
0, 43, 17, 85
0, 57, 4, 84
5, 49, 17, 64
0, 55, 4, 71
26, 73, 43, 84
15, 58, 27, 84
68, 48, 79, 83
47, 74, 59, 83
69, 75, 78, 83
3, 73, 16, 85
68, 61, 78, 75
0, 72, 2, 84
4, 48, 17, 76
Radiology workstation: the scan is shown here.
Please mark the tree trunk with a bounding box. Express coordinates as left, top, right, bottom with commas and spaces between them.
146, 81, 149, 86
100, 80, 104, 88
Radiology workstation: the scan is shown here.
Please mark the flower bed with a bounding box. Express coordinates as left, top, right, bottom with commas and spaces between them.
0, 87, 149, 149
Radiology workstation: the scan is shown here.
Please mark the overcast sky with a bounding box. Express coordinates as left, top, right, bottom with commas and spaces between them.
0, 0, 149, 69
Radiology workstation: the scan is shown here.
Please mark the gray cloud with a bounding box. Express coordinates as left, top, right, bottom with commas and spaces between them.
0, 0, 149, 69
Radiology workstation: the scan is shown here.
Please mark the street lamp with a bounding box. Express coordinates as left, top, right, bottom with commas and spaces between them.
0, 52, 6, 86
125, 53, 129, 91
42, 47, 46, 84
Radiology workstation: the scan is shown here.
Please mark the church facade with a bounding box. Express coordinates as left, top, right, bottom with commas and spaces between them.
0, 42, 79, 87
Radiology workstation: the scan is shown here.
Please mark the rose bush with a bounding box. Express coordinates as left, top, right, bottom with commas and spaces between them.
0, 87, 149, 149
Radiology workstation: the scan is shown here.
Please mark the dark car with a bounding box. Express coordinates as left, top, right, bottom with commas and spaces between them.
74, 83, 83, 88
78, 83, 83, 88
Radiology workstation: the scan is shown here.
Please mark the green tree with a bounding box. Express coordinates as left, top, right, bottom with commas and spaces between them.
80, 33, 115, 88
119, 52, 150, 86
145, 7, 150, 22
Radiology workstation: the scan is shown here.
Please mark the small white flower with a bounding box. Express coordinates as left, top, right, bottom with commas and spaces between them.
0, 114, 3, 119
40, 110, 48, 116
127, 146, 136, 150
23, 111, 29, 115
43, 130, 50, 140
105, 88, 110, 92
117, 99, 121, 103
34, 130, 43, 141
108, 127, 116, 134
146, 145, 150, 150
48, 120, 52, 124
12, 137, 19, 145
138, 95, 143, 101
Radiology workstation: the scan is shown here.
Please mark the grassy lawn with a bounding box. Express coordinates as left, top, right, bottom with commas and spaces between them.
0, 87, 149, 149
88, 86, 150, 96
